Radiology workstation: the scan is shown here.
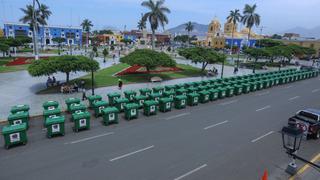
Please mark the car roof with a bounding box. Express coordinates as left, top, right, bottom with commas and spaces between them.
301, 109, 320, 115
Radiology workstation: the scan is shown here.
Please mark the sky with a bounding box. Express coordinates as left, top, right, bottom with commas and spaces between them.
1, 0, 319, 34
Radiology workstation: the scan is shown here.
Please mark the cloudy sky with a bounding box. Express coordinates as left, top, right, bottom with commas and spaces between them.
1, 0, 319, 34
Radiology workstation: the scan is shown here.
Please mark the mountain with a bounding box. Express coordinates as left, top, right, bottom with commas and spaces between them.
167, 22, 208, 37
280, 26, 320, 38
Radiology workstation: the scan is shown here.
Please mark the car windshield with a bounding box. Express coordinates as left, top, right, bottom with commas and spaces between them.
297, 111, 319, 123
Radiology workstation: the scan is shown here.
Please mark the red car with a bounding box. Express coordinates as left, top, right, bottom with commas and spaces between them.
288, 109, 320, 139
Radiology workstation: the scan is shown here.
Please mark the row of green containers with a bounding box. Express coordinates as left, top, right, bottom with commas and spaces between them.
2, 69, 317, 149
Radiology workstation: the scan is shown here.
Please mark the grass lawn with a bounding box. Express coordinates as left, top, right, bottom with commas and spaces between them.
0, 57, 29, 73
37, 63, 205, 94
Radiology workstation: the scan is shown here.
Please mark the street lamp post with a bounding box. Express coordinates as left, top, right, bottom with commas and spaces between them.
281, 122, 320, 175
89, 52, 95, 95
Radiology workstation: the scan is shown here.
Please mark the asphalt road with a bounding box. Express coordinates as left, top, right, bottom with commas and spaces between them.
1, 77, 320, 180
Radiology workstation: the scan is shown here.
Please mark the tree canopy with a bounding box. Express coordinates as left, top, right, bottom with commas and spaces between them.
256, 39, 284, 47
120, 49, 176, 71
28, 55, 100, 83
179, 47, 226, 71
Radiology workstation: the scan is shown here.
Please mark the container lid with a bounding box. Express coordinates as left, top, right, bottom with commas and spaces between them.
115, 98, 129, 103
124, 90, 137, 95
72, 111, 91, 120
8, 111, 29, 120
134, 95, 148, 100
88, 95, 102, 100
45, 116, 65, 125
159, 97, 173, 103
108, 92, 121, 97
102, 107, 119, 114
65, 98, 81, 104
139, 88, 151, 92
144, 100, 159, 106
150, 93, 161, 97
92, 101, 108, 107
175, 95, 187, 100
43, 101, 59, 107
124, 103, 139, 109
2, 123, 27, 134
10, 104, 30, 113
43, 108, 61, 115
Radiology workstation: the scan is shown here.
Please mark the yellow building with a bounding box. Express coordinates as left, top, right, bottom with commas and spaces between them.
0, 29, 3, 37
206, 18, 226, 49
280, 39, 320, 57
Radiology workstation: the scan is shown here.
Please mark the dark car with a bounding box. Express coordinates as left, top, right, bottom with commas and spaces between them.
288, 109, 320, 139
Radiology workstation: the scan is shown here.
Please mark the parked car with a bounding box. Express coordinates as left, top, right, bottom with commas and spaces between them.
288, 109, 320, 139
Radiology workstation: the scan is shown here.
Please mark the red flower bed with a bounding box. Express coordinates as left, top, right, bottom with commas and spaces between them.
6, 57, 49, 66
116, 65, 182, 76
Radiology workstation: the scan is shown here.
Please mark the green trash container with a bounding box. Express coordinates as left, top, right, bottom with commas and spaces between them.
249, 82, 258, 92
234, 84, 243, 95
43, 108, 61, 121
8, 111, 29, 129
134, 95, 148, 109
257, 81, 264, 90
165, 85, 176, 92
139, 88, 152, 97
149, 93, 162, 102
187, 87, 198, 94
69, 103, 87, 115
163, 91, 175, 99
159, 98, 173, 112
10, 104, 30, 114
226, 86, 235, 97
218, 87, 227, 99
199, 91, 210, 103
102, 107, 119, 125
65, 98, 81, 112
242, 83, 251, 94
263, 80, 270, 89
153, 86, 164, 95
176, 88, 188, 96
45, 116, 65, 138
92, 101, 108, 117
2, 123, 27, 149
194, 81, 202, 86
185, 82, 196, 88
201, 80, 211, 86
174, 95, 187, 109
198, 86, 207, 92
124, 90, 137, 102
43, 101, 59, 110
72, 111, 91, 132
274, 77, 280, 85
115, 98, 129, 112
187, 93, 200, 106
87, 95, 102, 108
208, 89, 219, 101
124, 103, 140, 120
143, 100, 159, 116
175, 84, 185, 89
107, 92, 121, 106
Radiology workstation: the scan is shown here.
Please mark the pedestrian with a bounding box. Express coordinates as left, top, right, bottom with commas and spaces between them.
82, 88, 87, 101
113, 54, 116, 60
80, 80, 85, 89
118, 79, 123, 90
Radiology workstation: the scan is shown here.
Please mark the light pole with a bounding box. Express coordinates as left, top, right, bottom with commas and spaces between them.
89, 51, 95, 95
281, 122, 320, 175
32, 0, 40, 60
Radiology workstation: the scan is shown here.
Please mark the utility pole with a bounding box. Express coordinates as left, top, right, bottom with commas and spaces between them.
258, 26, 266, 47
32, 0, 41, 60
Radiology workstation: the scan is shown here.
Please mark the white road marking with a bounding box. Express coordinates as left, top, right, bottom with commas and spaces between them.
64, 132, 114, 145
289, 96, 300, 101
219, 100, 238, 106
283, 85, 293, 89
256, 105, 271, 112
251, 131, 274, 143
174, 164, 207, 180
312, 89, 320, 93
109, 145, 154, 162
204, 120, 229, 130
255, 91, 270, 96
165, 113, 190, 120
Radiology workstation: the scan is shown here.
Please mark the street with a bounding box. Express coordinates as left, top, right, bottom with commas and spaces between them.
1, 77, 320, 180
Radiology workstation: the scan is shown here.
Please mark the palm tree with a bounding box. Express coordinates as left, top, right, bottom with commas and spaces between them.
81, 19, 93, 53
241, 4, 260, 47
185, 21, 194, 47
141, 0, 170, 50
137, 13, 146, 31
20, 1, 51, 60
227, 9, 241, 69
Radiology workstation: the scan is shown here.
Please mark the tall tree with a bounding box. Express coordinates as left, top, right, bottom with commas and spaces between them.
141, 0, 170, 50
137, 13, 147, 30
244, 48, 270, 73
19, 1, 51, 60
241, 4, 260, 47
185, 21, 194, 46
227, 9, 242, 69
81, 19, 93, 53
